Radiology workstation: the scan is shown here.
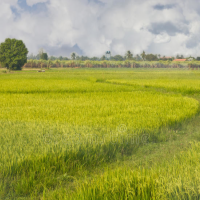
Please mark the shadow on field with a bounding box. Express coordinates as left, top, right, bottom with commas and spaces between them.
2, 112, 199, 198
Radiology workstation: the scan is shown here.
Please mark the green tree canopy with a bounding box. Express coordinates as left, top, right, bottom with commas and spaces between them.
111, 55, 124, 61
0, 38, 28, 70
125, 50, 133, 60
141, 51, 146, 61
101, 55, 106, 60
40, 53, 48, 60
146, 54, 158, 61
90, 57, 99, 61
58, 56, 63, 60
71, 52, 77, 60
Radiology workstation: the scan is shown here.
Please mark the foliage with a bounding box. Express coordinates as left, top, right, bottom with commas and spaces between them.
111, 54, 124, 61
76, 55, 90, 61
146, 53, 158, 61
125, 50, 133, 60
141, 50, 146, 61
0, 38, 28, 70
100, 55, 106, 60
90, 56, 99, 61
71, 52, 77, 60
40, 52, 48, 60
24, 59, 200, 69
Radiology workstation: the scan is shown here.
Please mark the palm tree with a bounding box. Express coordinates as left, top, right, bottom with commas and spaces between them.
141, 51, 146, 61
71, 52, 76, 60
125, 51, 133, 60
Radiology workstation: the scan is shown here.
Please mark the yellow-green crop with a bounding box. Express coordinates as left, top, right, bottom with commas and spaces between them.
0, 69, 199, 199
66, 141, 200, 200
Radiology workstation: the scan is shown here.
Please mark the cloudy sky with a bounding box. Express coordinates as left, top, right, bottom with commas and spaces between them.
1, 0, 200, 57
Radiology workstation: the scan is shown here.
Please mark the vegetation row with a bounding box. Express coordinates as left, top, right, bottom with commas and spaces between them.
21, 59, 200, 69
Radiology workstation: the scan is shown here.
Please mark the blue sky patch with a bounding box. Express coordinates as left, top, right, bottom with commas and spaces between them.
154, 4, 175, 10
11, 0, 48, 19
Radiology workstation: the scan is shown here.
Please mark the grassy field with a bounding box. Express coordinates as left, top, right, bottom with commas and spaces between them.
0, 68, 200, 199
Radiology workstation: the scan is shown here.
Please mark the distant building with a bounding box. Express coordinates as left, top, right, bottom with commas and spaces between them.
105, 51, 111, 60
173, 59, 186, 62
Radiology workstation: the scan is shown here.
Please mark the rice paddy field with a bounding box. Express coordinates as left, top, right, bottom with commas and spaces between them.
0, 68, 200, 199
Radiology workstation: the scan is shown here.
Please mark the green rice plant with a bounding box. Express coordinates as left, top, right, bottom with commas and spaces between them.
64, 141, 200, 200
107, 78, 200, 95
0, 69, 199, 199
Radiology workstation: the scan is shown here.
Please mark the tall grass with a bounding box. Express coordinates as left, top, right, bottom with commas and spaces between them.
65, 141, 200, 200
0, 69, 200, 199
107, 79, 200, 95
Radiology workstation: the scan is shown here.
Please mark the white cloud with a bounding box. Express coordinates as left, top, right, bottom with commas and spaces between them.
154, 32, 171, 43
1, 0, 200, 57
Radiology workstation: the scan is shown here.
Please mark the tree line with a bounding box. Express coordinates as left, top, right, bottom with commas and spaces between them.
0, 38, 200, 71
23, 59, 200, 70
28, 49, 197, 62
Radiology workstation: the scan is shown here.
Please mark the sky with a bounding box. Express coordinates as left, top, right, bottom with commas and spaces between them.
1, 0, 200, 57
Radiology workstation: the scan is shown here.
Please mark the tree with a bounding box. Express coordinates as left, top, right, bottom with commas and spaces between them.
58, 56, 63, 60
125, 50, 133, 60
76, 56, 89, 61
40, 53, 48, 60
146, 54, 158, 61
0, 38, 28, 70
49, 56, 56, 61
111, 55, 124, 61
141, 51, 146, 61
90, 57, 99, 61
135, 54, 142, 61
101, 55, 106, 60
38, 48, 44, 58
176, 54, 184, 59
71, 52, 77, 60
63, 57, 69, 60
